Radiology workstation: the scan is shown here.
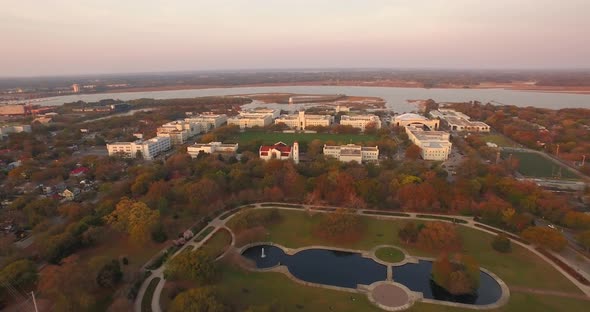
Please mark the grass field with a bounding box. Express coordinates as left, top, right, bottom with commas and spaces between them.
480, 134, 519, 147
201, 228, 232, 258
375, 246, 405, 263
141, 277, 160, 312
231, 131, 378, 145
501, 151, 580, 180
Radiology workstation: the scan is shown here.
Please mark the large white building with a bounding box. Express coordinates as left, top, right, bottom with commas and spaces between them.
227, 113, 274, 128
323, 144, 379, 163
184, 113, 228, 130
244, 108, 280, 119
107, 136, 171, 160
393, 113, 439, 130
259, 142, 299, 164
340, 114, 382, 131
187, 142, 238, 158
157, 120, 203, 145
429, 109, 490, 132
405, 125, 452, 161
0, 124, 32, 138
275, 111, 333, 130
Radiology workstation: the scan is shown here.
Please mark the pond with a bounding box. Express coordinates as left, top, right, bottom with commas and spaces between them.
242, 245, 387, 288
242, 245, 504, 306
394, 260, 502, 305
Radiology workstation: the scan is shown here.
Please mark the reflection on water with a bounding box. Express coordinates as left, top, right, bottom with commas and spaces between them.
36, 85, 590, 111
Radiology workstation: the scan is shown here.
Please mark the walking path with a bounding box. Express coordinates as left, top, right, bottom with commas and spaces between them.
134, 202, 590, 312
510, 286, 590, 301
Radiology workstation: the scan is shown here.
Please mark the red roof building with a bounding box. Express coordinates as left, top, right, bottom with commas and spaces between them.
259, 142, 299, 163
70, 167, 90, 177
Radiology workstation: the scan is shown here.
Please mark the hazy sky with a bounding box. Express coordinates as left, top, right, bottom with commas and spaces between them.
1, 0, 589, 76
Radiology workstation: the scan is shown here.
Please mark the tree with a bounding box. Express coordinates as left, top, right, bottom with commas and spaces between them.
491, 234, 512, 253
405, 144, 422, 160
417, 222, 461, 251
431, 253, 480, 295
0, 259, 37, 288
104, 198, 160, 245
578, 230, 590, 252
165, 250, 219, 285
169, 288, 226, 312
96, 260, 123, 288
398, 221, 420, 244
521, 226, 567, 251
315, 208, 365, 242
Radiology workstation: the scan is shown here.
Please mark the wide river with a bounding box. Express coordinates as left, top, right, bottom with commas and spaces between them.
35, 86, 590, 112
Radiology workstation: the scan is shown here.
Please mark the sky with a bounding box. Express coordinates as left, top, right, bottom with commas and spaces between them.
1, 0, 589, 76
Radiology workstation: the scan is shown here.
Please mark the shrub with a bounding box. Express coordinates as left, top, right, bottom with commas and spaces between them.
398, 221, 420, 244
491, 234, 512, 253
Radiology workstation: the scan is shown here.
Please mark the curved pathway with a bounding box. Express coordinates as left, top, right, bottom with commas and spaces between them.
134, 202, 590, 312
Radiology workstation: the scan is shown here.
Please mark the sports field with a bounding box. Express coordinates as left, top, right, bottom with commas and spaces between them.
501, 150, 581, 180
231, 131, 377, 145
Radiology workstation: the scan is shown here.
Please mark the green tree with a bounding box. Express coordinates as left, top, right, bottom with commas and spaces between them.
96, 260, 123, 288
169, 288, 226, 312
491, 234, 512, 253
164, 250, 219, 285
0, 259, 37, 288
398, 221, 420, 244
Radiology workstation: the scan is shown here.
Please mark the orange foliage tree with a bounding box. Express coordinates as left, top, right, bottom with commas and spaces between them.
417, 222, 461, 251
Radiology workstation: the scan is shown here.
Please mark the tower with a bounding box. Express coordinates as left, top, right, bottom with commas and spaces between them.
292, 142, 299, 164
298, 110, 305, 130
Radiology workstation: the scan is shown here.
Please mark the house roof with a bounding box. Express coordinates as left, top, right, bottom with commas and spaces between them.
70, 167, 90, 175
259, 142, 292, 157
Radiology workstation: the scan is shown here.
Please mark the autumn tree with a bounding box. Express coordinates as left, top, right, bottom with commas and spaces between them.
169, 288, 226, 312
417, 222, 461, 251
104, 198, 160, 245
432, 253, 480, 295
96, 260, 123, 288
405, 144, 422, 160
315, 208, 365, 242
164, 250, 219, 285
521, 226, 567, 251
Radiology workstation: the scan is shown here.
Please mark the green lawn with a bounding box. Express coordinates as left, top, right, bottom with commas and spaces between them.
480, 134, 518, 148
375, 246, 405, 263
202, 228, 232, 258
501, 151, 580, 180
216, 264, 589, 312
141, 277, 160, 312
231, 131, 378, 145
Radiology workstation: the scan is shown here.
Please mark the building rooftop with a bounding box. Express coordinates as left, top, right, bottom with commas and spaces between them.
394, 113, 429, 121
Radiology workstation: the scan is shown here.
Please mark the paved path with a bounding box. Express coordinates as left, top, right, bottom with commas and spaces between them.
134, 202, 590, 312
510, 286, 590, 301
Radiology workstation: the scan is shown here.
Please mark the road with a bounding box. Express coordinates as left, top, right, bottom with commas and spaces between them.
535, 218, 590, 281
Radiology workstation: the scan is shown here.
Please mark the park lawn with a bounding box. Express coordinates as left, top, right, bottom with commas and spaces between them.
228, 209, 582, 294
375, 247, 405, 263
202, 228, 232, 258
215, 264, 589, 312
231, 131, 378, 145
501, 151, 580, 180
480, 134, 518, 148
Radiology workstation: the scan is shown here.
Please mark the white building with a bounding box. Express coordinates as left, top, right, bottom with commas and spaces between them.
228, 114, 273, 128
323, 144, 379, 163
429, 109, 490, 132
157, 120, 203, 145
275, 111, 333, 130
393, 113, 439, 130
187, 142, 238, 158
184, 113, 228, 130
340, 114, 382, 131
0, 124, 32, 138
107, 136, 171, 160
243, 108, 280, 119
405, 126, 452, 161
259, 142, 299, 164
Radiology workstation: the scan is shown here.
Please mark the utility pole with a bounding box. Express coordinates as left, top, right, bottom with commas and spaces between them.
582, 155, 586, 167
31, 291, 39, 312
556, 144, 560, 157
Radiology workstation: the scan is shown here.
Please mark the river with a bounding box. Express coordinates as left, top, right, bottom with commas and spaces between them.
33, 86, 590, 112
